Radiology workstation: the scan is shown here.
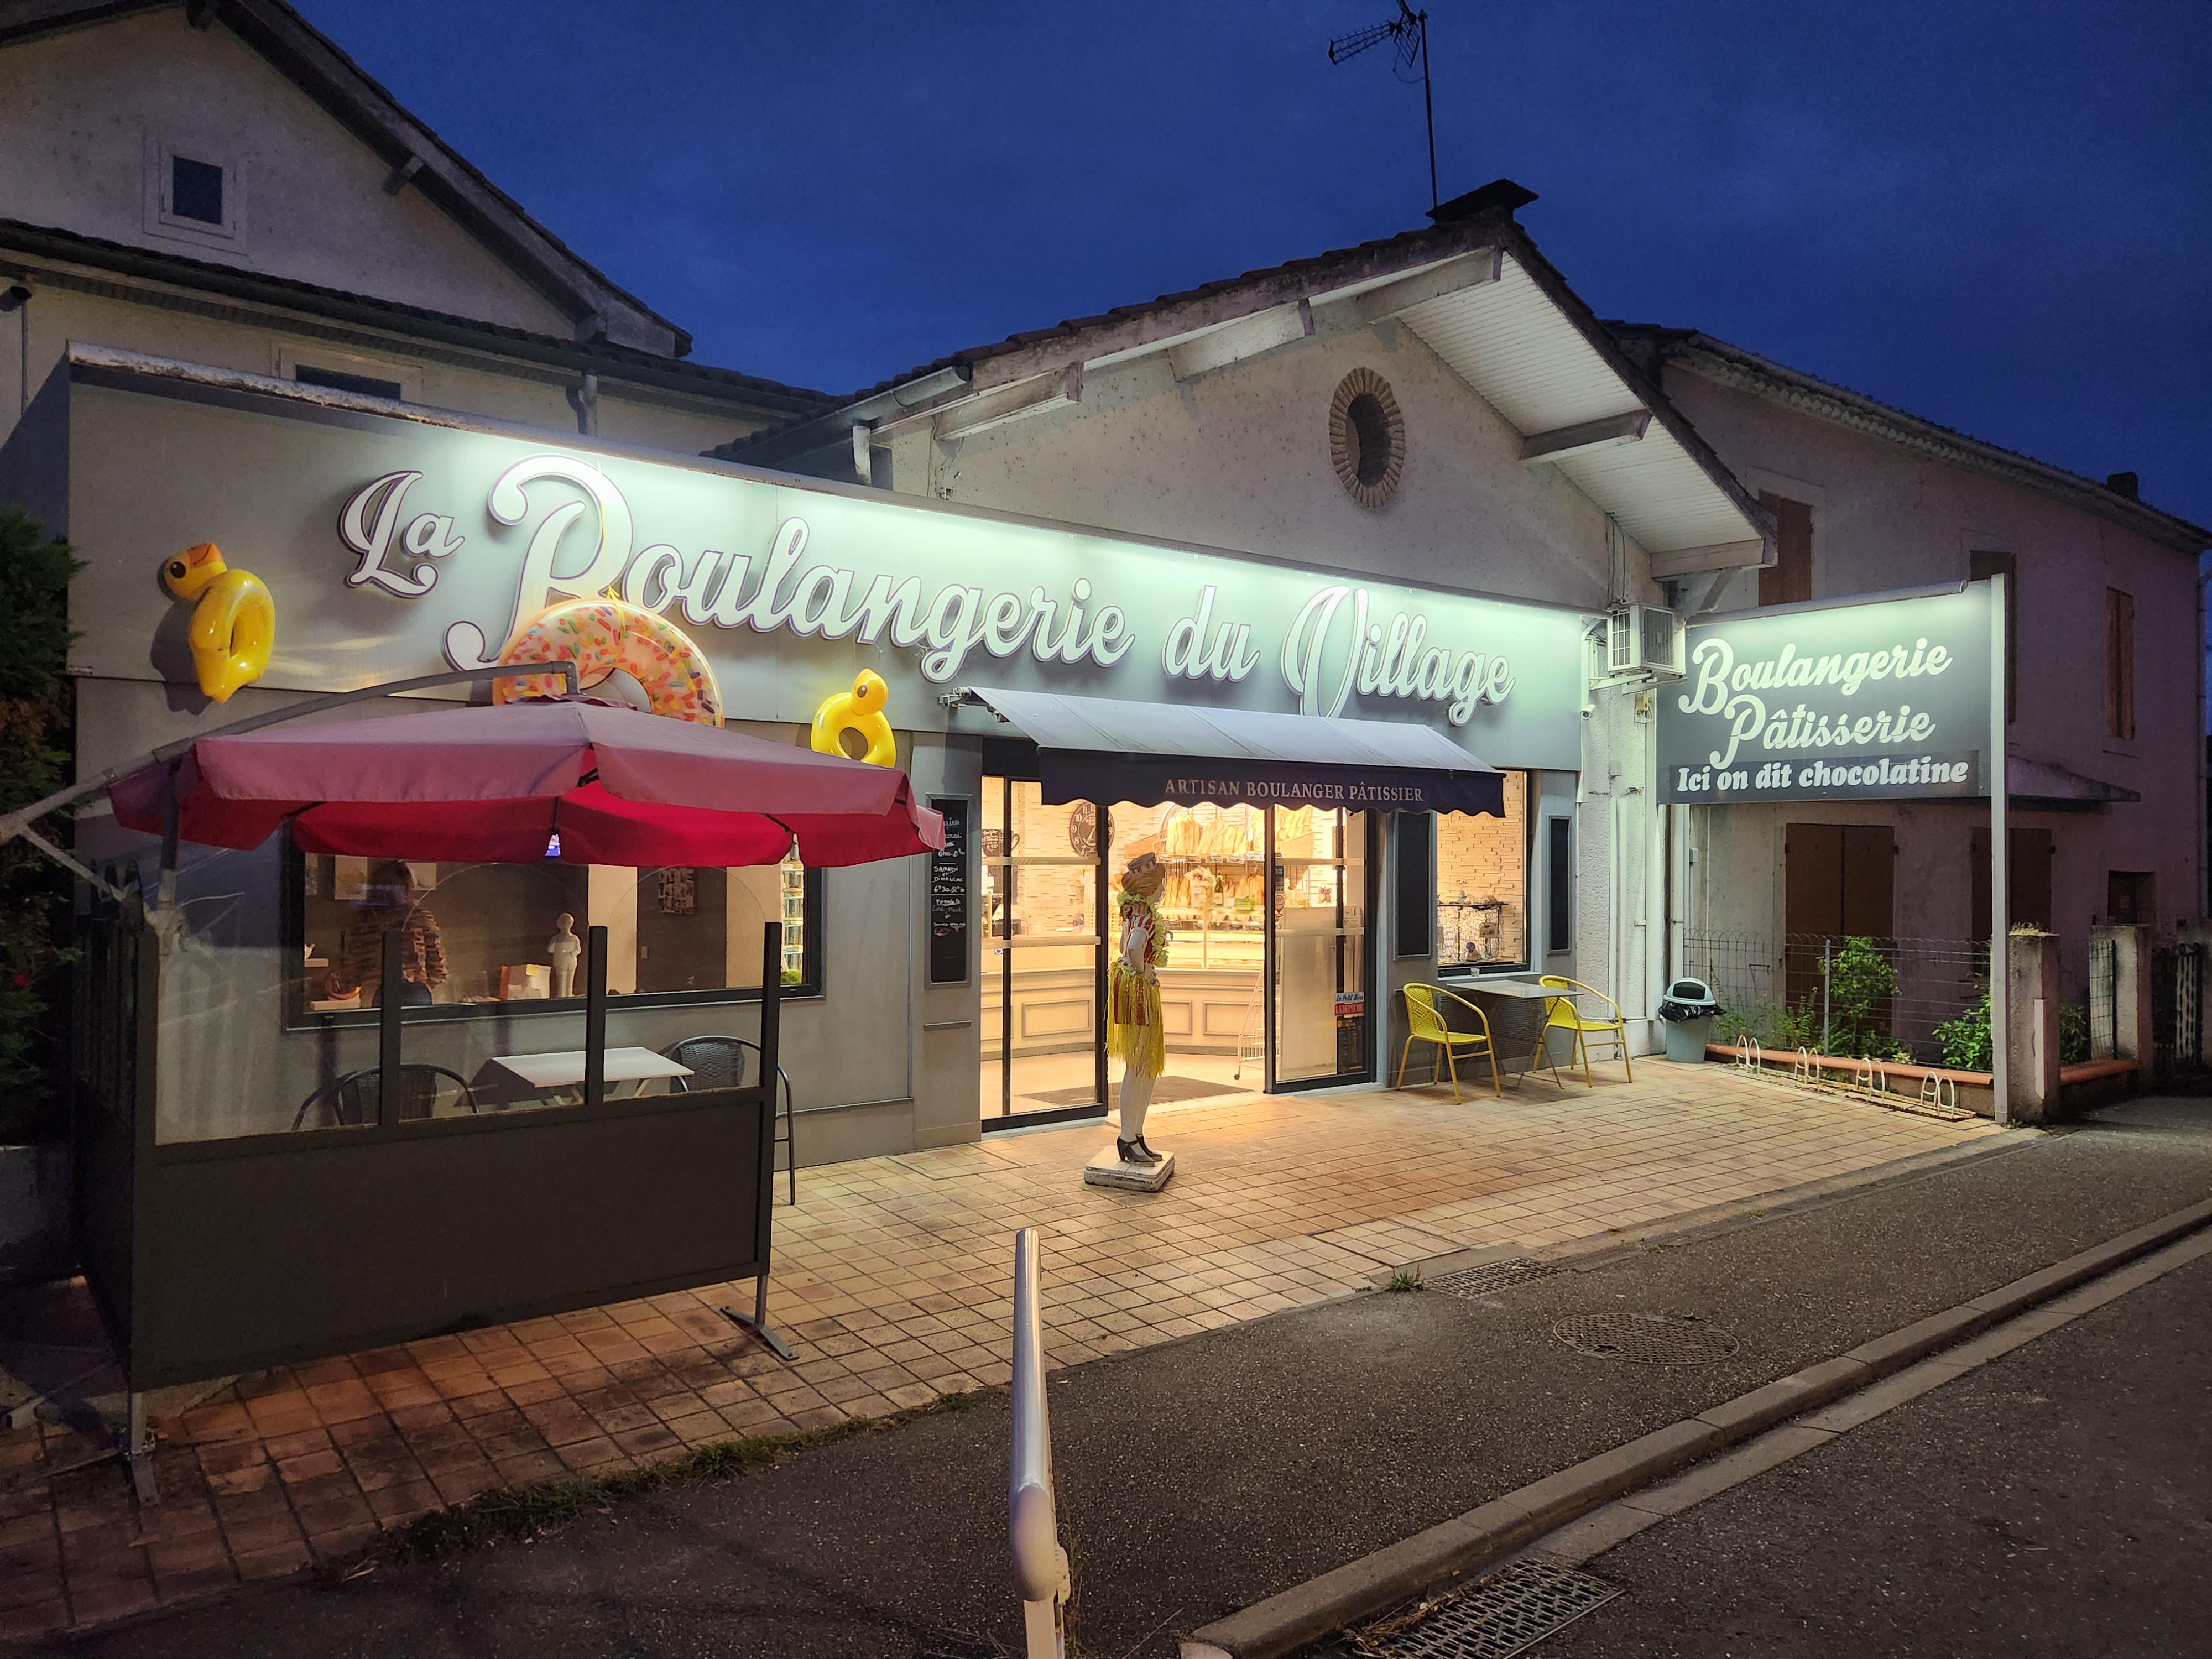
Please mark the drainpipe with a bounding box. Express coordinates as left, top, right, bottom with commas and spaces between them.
568, 372, 601, 437
1, 281, 31, 416
1642, 695, 1666, 1047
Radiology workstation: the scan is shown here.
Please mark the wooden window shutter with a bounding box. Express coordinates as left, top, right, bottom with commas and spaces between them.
1757, 493, 1813, 607
2106, 588, 2135, 739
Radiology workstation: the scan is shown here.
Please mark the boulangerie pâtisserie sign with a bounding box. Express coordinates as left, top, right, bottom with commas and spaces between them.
1657, 585, 1994, 804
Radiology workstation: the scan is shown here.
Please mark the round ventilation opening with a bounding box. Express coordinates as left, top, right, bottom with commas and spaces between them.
1329, 368, 1405, 508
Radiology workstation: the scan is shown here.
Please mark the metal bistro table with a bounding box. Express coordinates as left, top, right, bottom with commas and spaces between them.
476, 1046, 693, 1107
1453, 975, 1561, 1084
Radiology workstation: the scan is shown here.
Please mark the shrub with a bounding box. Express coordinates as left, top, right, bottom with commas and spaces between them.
1823, 936, 1901, 1058
0, 508, 84, 1135
1932, 992, 1992, 1072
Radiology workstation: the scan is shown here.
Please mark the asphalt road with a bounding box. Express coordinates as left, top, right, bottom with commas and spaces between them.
1543, 1245, 2212, 1659
23, 1097, 2212, 1659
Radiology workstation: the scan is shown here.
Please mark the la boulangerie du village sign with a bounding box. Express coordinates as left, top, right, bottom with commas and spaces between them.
1657, 585, 1994, 804
69, 374, 1588, 770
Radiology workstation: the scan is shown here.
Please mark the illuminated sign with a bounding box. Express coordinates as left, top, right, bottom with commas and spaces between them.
1658, 585, 1994, 804
65, 372, 1594, 770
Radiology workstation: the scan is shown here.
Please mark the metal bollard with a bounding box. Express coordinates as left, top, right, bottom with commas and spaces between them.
1009, 1227, 1070, 1659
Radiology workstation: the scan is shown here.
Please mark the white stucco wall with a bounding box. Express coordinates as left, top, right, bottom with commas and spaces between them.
885, 312, 1632, 615
0, 11, 575, 336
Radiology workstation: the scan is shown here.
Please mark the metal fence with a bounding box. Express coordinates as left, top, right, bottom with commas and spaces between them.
2088, 932, 2119, 1060
2153, 942, 2203, 1075
1679, 932, 1990, 1067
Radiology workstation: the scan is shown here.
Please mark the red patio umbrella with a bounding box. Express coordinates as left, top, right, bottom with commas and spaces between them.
108, 698, 944, 867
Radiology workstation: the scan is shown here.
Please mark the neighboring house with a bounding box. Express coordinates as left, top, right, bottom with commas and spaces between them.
720, 185, 1777, 1097
1609, 325, 2210, 980
0, 0, 830, 460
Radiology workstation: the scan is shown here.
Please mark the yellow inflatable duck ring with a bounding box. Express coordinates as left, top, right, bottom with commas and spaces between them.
810, 669, 896, 766
162, 542, 274, 703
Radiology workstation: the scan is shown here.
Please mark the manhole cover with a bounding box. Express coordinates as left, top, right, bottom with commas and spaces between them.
1361, 1559, 1620, 1657
1553, 1311, 1738, 1365
1427, 1258, 1563, 1300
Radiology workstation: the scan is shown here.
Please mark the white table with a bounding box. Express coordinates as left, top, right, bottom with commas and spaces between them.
477, 1046, 692, 1103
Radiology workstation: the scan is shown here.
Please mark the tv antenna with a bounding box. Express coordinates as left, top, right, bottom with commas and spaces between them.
1327, 1, 1437, 212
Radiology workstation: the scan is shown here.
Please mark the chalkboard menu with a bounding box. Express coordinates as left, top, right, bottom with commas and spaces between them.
927, 796, 971, 985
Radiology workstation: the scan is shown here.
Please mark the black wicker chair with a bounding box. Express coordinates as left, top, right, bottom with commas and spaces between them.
664, 1036, 796, 1205
292, 1065, 476, 1130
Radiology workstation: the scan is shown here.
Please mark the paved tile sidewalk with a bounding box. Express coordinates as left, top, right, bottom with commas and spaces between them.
0, 1067, 1996, 1637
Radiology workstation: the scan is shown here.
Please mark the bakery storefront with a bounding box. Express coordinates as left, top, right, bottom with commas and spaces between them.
34, 347, 1593, 1179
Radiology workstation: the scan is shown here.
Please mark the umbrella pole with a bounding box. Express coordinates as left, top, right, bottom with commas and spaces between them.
584, 925, 608, 1111
724, 920, 794, 1362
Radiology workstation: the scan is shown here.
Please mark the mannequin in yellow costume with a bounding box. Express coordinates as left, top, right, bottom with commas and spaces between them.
1107, 852, 1169, 1165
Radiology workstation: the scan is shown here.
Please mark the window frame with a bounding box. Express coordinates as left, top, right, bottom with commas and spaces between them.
144, 136, 245, 249
1432, 771, 1538, 977
280, 837, 825, 1032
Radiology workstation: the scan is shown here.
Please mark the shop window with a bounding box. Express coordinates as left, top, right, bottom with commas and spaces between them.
2106, 588, 2135, 739
1966, 828, 2053, 937
1436, 772, 1530, 971
1969, 551, 2017, 723
290, 850, 816, 1023
1756, 492, 1812, 606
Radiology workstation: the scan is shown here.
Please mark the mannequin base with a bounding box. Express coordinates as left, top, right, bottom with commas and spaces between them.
1083, 1145, 1175, 1192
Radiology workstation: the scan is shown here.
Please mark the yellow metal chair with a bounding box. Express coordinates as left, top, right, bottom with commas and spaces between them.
1538, 976, 1634, 1086
1396, 983, 1503, 1101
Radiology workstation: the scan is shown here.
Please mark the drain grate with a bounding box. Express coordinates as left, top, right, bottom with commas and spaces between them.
1554, 1311, 1739, 1365
1363, 1559, 1620, 1657
1426, 1258, 1564, 1300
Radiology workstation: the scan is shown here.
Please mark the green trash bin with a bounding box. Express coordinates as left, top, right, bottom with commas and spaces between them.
1657, 978, 1721, 1063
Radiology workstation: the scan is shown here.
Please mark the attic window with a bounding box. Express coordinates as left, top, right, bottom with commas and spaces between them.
170, 155, 224, 225
1329, 368, 1405, 508
147, 138, 242, 244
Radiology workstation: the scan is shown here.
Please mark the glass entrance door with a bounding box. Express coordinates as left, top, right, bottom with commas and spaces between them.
980, 778, 1107, 1123
1268, 806, 1373, 1088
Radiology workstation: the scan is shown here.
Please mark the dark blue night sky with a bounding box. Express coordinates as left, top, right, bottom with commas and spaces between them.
300, 1, 2211, 531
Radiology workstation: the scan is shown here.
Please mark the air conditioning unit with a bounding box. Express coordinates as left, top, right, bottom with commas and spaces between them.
1596, 604, 1685, 685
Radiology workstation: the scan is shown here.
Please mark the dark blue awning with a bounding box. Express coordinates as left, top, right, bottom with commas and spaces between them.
962, 687, 1505, 817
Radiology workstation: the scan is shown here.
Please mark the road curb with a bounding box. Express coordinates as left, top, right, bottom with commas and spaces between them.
1179, 1193, 2212, 1659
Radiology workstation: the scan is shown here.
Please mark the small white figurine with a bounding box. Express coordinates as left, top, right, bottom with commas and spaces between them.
547, 912, 582, 999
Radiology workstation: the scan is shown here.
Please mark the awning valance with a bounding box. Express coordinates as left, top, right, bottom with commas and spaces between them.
962, 686, 1505, 817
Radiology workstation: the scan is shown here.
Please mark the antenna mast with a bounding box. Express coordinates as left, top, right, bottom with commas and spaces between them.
1327, 2, 1437, 212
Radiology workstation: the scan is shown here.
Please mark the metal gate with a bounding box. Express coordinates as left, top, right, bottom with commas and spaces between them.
2153, 943, 2203, 1075
2089, 933, 2119, 1060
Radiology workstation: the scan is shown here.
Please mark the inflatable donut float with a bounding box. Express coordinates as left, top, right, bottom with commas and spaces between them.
494, 598, 723, 726
162, 542, 275, 704
810, 669, 896, 766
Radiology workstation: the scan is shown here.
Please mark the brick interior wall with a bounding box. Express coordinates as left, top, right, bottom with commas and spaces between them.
1438, 771, 1528, 965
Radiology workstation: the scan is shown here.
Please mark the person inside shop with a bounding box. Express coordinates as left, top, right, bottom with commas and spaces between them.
322, 859, 448, 1007
1108, 852, 1169, 1166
